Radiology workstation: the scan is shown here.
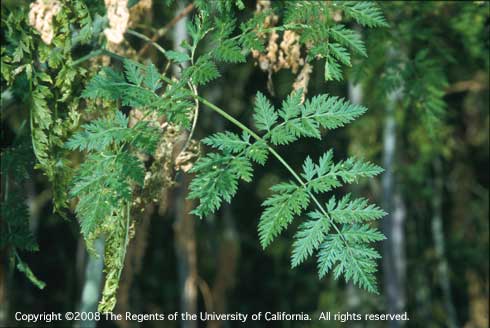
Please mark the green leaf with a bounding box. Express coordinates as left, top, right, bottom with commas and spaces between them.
82, 61, 192, 127
253, 92, 278, 132
165, 50, 191, 63
258, 182, 310, 249
325, 55, 343, 81
245, 140, 269, 165
65, 112, 129, 152
143, 63, 162, 91
302, 156, 316, 181
82, 67, 126, 100
291, 211, 330, 268
329, 43, 351, 66
341, 224, 386, 243
188, 153, 253, 217
327, 194, 386, 223
317, 234, 380, 293
317, 234, 343, 278
268, 96, 367, 145
337, 1, 389, 28
123, 59, 143, 86
329, 25, 367, 57
31, 86, 52, 130
335, 157, 384, 183
202, 131, 249, 153
214, 39, 246, 63
184, 55, 220, 85
71, 151, 145, 237
279, 90, 303, 121
16, 257, 46, 289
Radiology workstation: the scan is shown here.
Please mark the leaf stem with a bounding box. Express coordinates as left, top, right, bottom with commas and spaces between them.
127, 29, 168, 57
195, 96, 346, 239
195, 95, 364, 281
71, 49, 127, 67
76, 48, 349, 245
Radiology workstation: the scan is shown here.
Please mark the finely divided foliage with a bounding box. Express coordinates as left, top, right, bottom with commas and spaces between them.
283, 1, 388, 81
1, 0, 388, 311
187, 1, 388, 293
191, 90, 386, 292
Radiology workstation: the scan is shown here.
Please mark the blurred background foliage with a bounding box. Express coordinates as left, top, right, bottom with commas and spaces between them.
1, 1, 489, 327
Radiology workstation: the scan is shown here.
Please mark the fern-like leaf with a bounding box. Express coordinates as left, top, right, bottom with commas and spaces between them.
317, 234, 380, 293
184, 55, 221, 85
82, 60, 193, 127
337, 1, 389, 28
327, 194, 386, 223
188, 153, 253, 217
267, 92, 367, 145
340, 224, 386, 243
329, 25, 367, 57
65, 112, 159, 154
213, 39, 246, 63
258, 182, 310, 249
253, 92, 278, 132
70, 152, 144, 238
202, 131, 250, 153
291, 211, 330, 268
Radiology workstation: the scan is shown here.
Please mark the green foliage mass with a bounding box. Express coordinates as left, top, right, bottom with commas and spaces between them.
190, 90, 386, 292
1, 0, 390, 310
1, 133, 46, 289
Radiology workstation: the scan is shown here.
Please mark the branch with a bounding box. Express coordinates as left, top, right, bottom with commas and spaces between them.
138, 3, 195, 56
445, 80, 487, 94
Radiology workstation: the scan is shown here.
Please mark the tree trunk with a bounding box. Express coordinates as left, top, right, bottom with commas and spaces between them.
431, 159, 458, 328
381, 77, 406, 326
76, 238, 104, 328
174, 174, 198, 328
209, 204, 239, 328
345, 81, 362, 317
172, 4, 198, 326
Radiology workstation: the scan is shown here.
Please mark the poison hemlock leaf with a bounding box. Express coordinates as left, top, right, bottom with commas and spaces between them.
254, 91, 368, 145
327, 194, 387, 223
65, 111, 159, 154
258, 182, 310, 248
183, 55, 221, 85
70, 60, 176, 313
188, 151, 254, 217
165, 50, 191, 63
69, 151, 144, 238
67, 110, 155, 238
214, 39, 246, 63
83, 59, 193, 127
284, 1, 386, 81
253, 92, 278, 132
202, 131, 250, 153
189, 90, 386, 293
329, 43, 352, 66
291, 211, 330, 268
1, 138, 45, 289
329, 25, 367, 57
336, 1, 389, 28
317, 233, 381, 293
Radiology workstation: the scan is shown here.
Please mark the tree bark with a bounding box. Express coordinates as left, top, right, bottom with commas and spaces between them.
431, 159, 459, 328
209, 204, 239, 328
381, 75, 406, 326
172, 5, 198, 327
174, 174, 198, 328
345, 82, 362, 318
76, 238, 104, 328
